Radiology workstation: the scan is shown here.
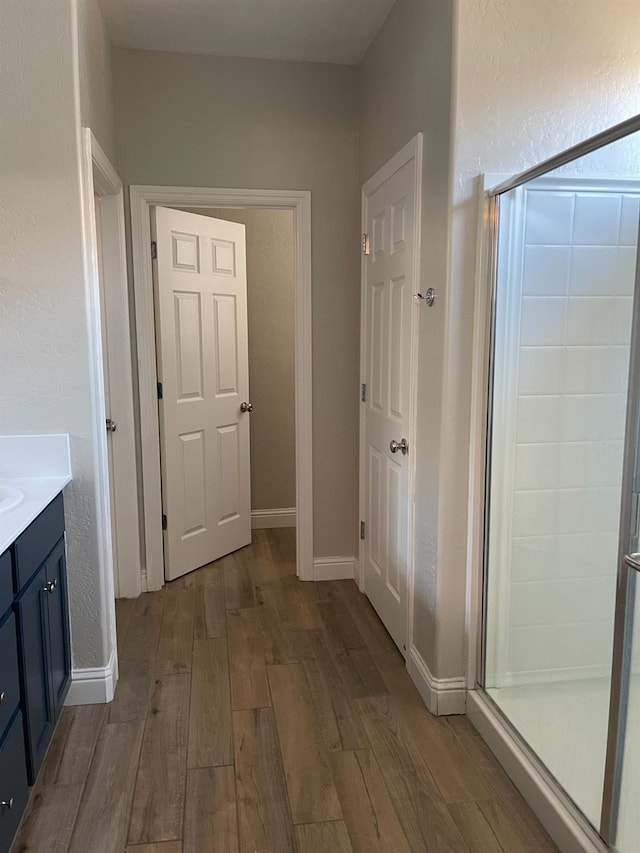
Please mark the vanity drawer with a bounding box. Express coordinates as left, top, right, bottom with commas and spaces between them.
0, 551, 12, 617
14, 493, 64, 591
0, 613, 19, 739
0, 711, 29, 853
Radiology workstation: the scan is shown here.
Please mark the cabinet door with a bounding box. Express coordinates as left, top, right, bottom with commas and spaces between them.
45, 538, 70, 718
16, 562, 52, 783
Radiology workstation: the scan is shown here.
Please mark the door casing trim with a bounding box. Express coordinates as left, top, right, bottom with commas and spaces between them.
130, 185, 313, 590
358, 133, 423, 658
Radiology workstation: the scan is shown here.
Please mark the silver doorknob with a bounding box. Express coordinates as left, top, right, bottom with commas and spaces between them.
240, 402, 253, 413
106, 418, 117, 433
390, 438, 409, 455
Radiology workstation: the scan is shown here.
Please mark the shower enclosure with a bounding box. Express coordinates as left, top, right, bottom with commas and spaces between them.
479, 118, 640, 850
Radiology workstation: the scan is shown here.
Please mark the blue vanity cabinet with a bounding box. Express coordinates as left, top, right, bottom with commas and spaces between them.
14, 493, 70, 784
0, 554, 29, 852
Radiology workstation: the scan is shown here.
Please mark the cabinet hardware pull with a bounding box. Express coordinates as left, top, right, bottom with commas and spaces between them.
0, 692, 4, 706
1, 798, 14, 810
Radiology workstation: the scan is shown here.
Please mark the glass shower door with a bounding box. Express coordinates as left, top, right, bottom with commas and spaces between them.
481, 122, 640, 843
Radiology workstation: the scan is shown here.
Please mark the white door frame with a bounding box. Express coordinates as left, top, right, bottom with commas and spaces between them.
130, 185, 313, 590
81, 131, 142, 602
358, 134, 423, 656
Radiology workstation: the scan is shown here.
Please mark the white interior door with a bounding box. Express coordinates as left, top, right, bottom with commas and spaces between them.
361, 155, 418, 655
151, 206, 252, 581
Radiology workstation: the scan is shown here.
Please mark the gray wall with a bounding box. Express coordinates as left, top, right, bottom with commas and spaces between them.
358, 0, 457, 674
78, 0, 118, 164
0, 0, 113, 669
114, 49, 360, 559
184, 208, 296, 513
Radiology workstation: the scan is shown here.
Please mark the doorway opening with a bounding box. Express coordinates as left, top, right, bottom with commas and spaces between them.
130, 187, 313, 588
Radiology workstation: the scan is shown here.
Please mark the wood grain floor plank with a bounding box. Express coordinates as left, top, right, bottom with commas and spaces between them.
155, 587, 195, 675
128, 674, 191, 845
188, 638, 233, 767
193, 565, 226, 638
116, 597, 137, 654
110, 594, 164, 723
184, 766, 238, 853
227, 607, 271, 709
126, 844, 183, 853
336, 581, 400, 661
318, 601, 366, 651
268, 663, 342, 824
233, 707, 297, 853
224, 551, 257, 609
448, 801, 503, 852
478, 797, 558, 852
329, 749, 410, 853
39, 704, 107, 786
299, 629, 369, 752
356, 694, 470, 852
382, 666, 487, 803
13, 783, 84, 852
331, 646, 389, 700
69, 721, 144, 853
260, 589, 303, 665
295, 820, 354, 853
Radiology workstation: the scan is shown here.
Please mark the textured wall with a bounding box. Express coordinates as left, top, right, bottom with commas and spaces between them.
444, 0, 640, 680
0, 0, 111, 669
358, 0, 456, 673
184, 208, 296, 512
114, 49, 360, 559
77, 0, 118, 164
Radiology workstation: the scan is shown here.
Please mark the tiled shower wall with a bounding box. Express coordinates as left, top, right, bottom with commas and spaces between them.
496, 182, 640, 682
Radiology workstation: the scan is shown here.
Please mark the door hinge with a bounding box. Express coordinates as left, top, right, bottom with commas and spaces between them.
157, 381, 163, 399
360, 521, 365, 540
162, 513, 167, 531
151, 240, 157, 260
360, 383, 366, 402
362, 233, 370, 256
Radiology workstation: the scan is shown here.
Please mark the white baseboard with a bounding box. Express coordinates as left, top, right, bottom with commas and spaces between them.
65, 649, 117, 705
312, 556, 356, 581
407, 646, 467, 715
251, 507, 296, 529
467, 689, 608, 853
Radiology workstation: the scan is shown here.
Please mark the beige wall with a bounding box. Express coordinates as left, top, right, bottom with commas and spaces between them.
114, 49, 360, 559
77, 0, 118, 164
184, 208, 296, 512
359, 0, 457, 673
0, 0, 114, 670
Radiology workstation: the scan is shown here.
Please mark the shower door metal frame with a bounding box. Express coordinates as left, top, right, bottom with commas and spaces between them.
472, 112, 640, 848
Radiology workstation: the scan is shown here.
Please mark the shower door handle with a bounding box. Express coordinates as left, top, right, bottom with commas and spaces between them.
623, 553, 640, 573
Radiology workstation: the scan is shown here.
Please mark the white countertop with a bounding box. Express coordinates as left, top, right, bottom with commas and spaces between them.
0, 475, 72, 554
0, 435, 72, 554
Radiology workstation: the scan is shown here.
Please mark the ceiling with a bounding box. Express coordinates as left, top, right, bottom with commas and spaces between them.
99, 0, 397, 65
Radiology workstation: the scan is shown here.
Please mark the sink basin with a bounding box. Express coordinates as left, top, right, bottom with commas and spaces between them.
0, 484, 24, 514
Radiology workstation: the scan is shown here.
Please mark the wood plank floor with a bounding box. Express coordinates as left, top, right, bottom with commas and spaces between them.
13, 528, 558, 853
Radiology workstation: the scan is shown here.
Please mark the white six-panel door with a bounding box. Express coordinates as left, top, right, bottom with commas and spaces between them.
151, 206, 251, 581
362, 155, 418, 656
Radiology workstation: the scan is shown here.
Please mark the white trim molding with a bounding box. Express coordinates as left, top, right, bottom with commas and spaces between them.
467, 690, 609, 853
407, 646, 467, 716
82, 129, 141, 602
251, 508, 296, 529
130, 186, 313, 590
312, 557, 356, 582
65, 649, 117, 706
